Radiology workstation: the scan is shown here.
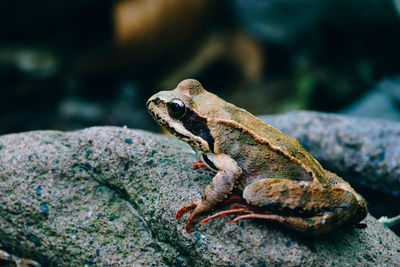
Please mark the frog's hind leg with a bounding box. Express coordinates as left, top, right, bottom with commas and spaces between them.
239, 178, 364, 235
231, 208, 366, 235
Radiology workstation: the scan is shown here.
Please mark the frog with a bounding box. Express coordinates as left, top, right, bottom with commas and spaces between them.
146, 79, 367, 235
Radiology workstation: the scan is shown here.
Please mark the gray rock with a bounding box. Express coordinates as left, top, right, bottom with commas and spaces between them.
381, 76, 400, 105
341, 89, 400, 121
0, 126, 399, 266
261, 111, 400, 197
394, 0, 400, 16
342, 77, 400, 121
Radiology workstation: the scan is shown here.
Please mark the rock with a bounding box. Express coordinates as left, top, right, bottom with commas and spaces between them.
342, 77, 400, 121
341, 89, 400, 121
0, 126, 399, 266
261, 111, 400, 197
380, 76, 400, 105
394, 0, 400, 16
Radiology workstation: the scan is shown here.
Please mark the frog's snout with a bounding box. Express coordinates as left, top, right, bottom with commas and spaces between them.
146, 96, 163, 110
146, 98, 153, 110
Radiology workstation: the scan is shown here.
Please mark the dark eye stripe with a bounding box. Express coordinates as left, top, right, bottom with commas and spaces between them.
202, 154, 218, 171
179, 109, 215, 153
147, 97, 214, 153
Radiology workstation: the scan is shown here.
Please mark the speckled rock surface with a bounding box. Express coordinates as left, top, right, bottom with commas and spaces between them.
261, 111, 400, 197
0, 126, 400, 266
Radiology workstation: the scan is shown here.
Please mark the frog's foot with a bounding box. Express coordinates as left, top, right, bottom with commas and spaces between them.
176, 201, 211, 233
192, 160, 211, 170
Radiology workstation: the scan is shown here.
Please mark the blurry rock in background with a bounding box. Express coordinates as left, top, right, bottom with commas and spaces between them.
394, 0, 400, 16
342, 77, 400, 121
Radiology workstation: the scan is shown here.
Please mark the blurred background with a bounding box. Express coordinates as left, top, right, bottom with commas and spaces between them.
2, 0, 400, 136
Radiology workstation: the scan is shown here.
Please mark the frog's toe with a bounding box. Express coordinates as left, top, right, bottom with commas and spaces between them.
200, 208, 253, 225
186, 213, 198, 233
231, 213, 285, 224
183, 202, 212, 232
176, 202, 198, 220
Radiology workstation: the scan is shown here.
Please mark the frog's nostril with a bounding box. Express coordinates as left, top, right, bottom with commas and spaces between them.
147, 97, 163, 109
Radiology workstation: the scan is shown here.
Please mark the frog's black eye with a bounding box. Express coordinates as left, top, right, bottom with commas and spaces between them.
168, 98, 187, 120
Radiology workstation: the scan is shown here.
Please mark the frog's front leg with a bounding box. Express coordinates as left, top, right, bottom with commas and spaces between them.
176, 153, 242, 232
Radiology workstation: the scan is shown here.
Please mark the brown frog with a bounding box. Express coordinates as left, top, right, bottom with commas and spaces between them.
146, 79, 367, 235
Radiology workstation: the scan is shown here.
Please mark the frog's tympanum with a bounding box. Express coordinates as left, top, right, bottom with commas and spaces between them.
147, 79, 367, 235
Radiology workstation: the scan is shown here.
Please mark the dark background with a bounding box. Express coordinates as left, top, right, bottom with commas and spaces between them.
2, 0, 400, 135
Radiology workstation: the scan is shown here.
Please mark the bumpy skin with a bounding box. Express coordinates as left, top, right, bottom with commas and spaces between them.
147, 79, 367, 235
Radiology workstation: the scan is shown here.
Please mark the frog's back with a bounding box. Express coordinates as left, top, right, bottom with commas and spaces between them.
211, 101, 327, 183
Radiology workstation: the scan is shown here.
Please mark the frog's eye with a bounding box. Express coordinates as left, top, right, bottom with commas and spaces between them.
168, 98, 187, 120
